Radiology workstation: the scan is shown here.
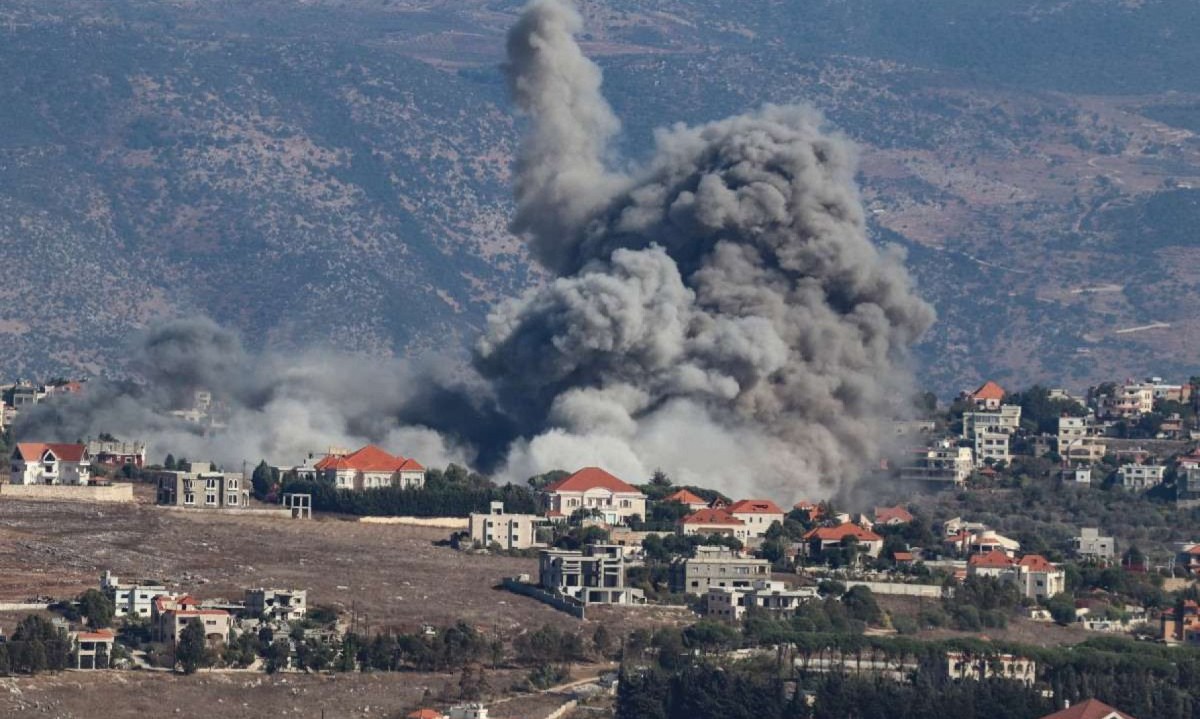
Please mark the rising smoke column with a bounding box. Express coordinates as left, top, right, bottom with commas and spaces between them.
485, 0, 936, 497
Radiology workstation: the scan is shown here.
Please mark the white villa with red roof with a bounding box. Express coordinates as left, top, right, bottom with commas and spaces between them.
802, 523, 884, 559
9, 442, 92, 485
967, 380, 1006, 410
727, 499, 785, 538
314, 444, 426, 491
968, 550, 1065, 599
541, 467, 647, 525
679, 507, 749, 540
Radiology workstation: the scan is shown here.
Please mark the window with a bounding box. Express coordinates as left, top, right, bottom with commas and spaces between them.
205, 494, 217, 506
184, 493, 195, 505
227, 495, 238, 506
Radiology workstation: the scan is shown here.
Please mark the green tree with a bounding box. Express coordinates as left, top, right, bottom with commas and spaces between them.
266, 638, 291, 674
251, 460, 277, 500
77, 588, 114, 629
163, 453, 176, 470
175, 618, 210, 674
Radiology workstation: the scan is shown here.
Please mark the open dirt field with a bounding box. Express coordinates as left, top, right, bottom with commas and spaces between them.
0, 492, 579, 635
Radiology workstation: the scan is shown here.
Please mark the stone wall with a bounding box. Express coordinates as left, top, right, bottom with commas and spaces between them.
0, 483, 135, 503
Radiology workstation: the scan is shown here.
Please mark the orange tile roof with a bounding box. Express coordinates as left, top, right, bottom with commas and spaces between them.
893, 551, 915, 561
75, 629, 116, 641
407, 710, 445, 719
1039, 699, 1136, 719
680, 507, 744, 526
543, 467, 641, 494
1018, 554, 1057, 572
968, 549, 1015, 568
13, 442, 88, 462
803, 522, 882, 543
663, 489, 708, 505
970, 380, 1006, 401
874, 506, 914, 524
728, 499, 784, 515
314, 444, 420, 473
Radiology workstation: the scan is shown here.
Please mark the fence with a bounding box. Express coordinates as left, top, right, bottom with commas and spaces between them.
844, 580, 949, 598
359, 516, 470, 529
0, 483, 134, 503
501, 577, 586, 619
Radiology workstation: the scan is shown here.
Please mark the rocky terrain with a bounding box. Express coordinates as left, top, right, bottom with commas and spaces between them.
1, 0, 1199, 392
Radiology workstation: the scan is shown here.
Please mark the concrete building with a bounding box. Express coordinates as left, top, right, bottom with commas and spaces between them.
962, 404, 1022, 439
9, 442, 92, 486
469, 501, 544, 550
154, 462, 248, 509
944, 651, 1036, 686
313, 444, 426, 490
678, 507, 749, 539
974, 429, 1012, 467
1176, 466, 1200, 508
967, 551, 1065, 599
152, 594, 233, 646
101, 571, 168, 619
900, 441, 975, 487
706, 579, 819, 621
86, 439, 147, 468
1103, 382, 1155, 419
669, 546, 771, 595
1074, 528, 1116, 562
71, 628, 115, 669
727, 499, 785, 539
1118, 463, 1165, 491
1061, 467, 1093, 484
802, 523, 884, 559
541, 467, 647, 526
245, 588, 307, 621
966, 381, 1006, 410
537, 545, 644, 605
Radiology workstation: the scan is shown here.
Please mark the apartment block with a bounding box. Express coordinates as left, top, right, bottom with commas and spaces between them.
154, 461, 248, 509
669, 546, 771, 595
469, 501, 544, 550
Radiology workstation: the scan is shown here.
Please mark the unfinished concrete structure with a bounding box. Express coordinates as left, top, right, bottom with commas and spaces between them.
537, 544, 644, 605
669, 545, 771, 595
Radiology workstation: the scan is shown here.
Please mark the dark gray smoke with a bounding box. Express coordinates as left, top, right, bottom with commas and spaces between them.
484, 0, 935, 496
18, 0, 934, 501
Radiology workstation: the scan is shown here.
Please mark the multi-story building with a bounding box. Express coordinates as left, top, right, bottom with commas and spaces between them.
540, 467, 647, 526
727, 499, 785, 539
537, 544, 644, 605
668, 546, 771, 595
9, 442, 92, 485
154, 462, 248, 509
244, 588, 307, 621
677, 507, 749, 539
313, 444, 426, 490
86, 439, 147, 468
469, 501, 544, 550
1176, 466, 1200, 508
101, 571, 168, 619
1118, 463, 1165, 491
706, 580, 819, 621
961, 404, 1022, 439
974, 430, 1011, 466
152, 595, 233, 646
1102, 382, 1155, 419
802, 523, 884, 559
71, 629, 115, 669
967, 551, 1065, 599
1074, 528, 1116, 562
900, 441, 974, 487
944, 652, 1036, 685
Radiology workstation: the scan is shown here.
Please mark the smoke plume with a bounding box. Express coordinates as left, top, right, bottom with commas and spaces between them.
17, 0, 934, 501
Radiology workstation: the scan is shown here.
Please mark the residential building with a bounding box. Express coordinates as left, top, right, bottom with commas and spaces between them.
662, 488, 710, 511
1118, 463, 1165, 491
313, 444, 426, 490
9, 442, 92, 485
1057, 416, 1105, 458
792, 501, 825, 521
900, 441, 974, 487
943, 651, 1036, 685
974, 429, 1011, 467
669, 546, 771, 594
152, 595, 233, 646
1074, 528, 1116, 562
1038, 699, 1136, 719
802, 523, 884, 559
245, 588, 307, 621
86, 439, 147, 468
706, 579, 819, 621
968, 532, 1021, 556
727, 499, 785, 538
1102, 382, 1155, 419
966, 549, 1015, 579
1160, 599, 1200, 644
71, 629, 115, 669
1176, 466, 1200, 508
967, 381, 1007, 410
540, 467, 647, 526
961, 404, 1022, 439
537, 545, 644, 605
1061, 467, 1093, 484
154, 462, 248, 509
469, 501, 544, 550
678, 507, 748, 540
874, 506, 914, 525
967, 551, 1065, 599
101, 571, 168, 619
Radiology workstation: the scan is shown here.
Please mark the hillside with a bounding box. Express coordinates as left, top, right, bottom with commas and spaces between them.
1, 0, 1199, 392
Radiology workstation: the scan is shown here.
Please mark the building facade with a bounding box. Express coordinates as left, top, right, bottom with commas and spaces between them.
101, 571, 168, 619
706, 580, 819, 621
245, 588, 307, 621
313, 444, 426, 490
540, 467, 647, 526
1119, 463, 1165, 491
469, 501, 544, 550
154, 462, 248, 509
669, 546, 771, 594
537, 545, 644, 605
9, 442, 92, 485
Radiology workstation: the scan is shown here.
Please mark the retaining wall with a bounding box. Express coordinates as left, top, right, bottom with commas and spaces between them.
0, 483, 134, 503
156, 505, 293, 519
845, 580, 948, 598
502, 578, 586, 619
359, 516, 469, 529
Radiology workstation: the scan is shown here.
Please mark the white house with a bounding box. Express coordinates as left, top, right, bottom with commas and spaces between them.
1119, 463, 1165, 491
541, 467, 647, 525
706, 579, 819, 622
10, 442, 92, 485
101, 571, 168, 619
313, 444, 426, 490
727, 499, 785, 539
900, 441, 975, 487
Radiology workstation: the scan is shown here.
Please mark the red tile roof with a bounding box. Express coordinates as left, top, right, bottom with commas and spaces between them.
680, 507, 744, 526
407, 711, 445, 719
663, 489, 708, 505
874, 506, 914, 524
75, 629, 116, 641
968, 549, 1015, 569
970, 380, 1006, 401
1039, 699, 1136, 719
893, 551, 915, 562
728, 499, 784, 515
314, 444, 422, 473
543, 467, 641, 494
804, 522, 882, 543
13, 442, 88, 462
1018, 554, 1057, 572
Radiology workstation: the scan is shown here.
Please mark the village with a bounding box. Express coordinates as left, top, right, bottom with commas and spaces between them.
2, 377, 1200, 719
